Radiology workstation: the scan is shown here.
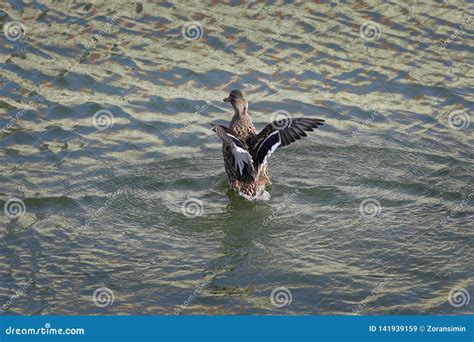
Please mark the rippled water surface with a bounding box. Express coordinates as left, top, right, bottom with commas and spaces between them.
0, 1, 473, 315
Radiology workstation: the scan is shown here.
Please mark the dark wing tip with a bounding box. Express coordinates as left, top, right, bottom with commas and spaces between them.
300, 118, 325, 124
299, 118, 325, 130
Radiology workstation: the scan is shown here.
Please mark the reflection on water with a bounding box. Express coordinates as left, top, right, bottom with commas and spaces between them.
0, 1, 472, 315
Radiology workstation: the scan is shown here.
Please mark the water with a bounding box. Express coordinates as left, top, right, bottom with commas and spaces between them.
0, 1, 472, 315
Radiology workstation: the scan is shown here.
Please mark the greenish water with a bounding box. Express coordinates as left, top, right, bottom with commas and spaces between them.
0, 1, 472, 315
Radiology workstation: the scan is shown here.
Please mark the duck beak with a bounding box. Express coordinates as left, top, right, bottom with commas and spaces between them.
223, 96, 230, 103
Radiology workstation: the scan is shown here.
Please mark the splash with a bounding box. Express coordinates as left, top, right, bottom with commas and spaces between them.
239, 188, 271, 201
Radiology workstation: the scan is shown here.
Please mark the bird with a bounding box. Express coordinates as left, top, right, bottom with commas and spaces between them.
212, 89, 325, 200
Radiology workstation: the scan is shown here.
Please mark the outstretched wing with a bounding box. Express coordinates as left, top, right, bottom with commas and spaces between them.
253, 118, 325, 174
212, 125, 256, 181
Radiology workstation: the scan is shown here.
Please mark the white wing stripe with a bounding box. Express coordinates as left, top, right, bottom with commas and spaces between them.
233, 146, 253, 176
226, 133, 245, 148
256, 131, 279, 158
257, 131, 281, 176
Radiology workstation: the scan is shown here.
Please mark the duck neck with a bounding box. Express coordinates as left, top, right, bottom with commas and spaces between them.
230, 106, 256, 137
232, 111, 247, 122
231, 102, 248, 119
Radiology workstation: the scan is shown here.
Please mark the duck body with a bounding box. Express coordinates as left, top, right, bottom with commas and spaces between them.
228, 114, 271, 198
213, 90, 324, 200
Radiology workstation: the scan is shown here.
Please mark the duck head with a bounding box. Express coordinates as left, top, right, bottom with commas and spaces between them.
223, 89, 248, 115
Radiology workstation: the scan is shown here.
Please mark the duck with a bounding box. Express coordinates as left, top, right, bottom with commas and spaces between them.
212, 89, 325, 200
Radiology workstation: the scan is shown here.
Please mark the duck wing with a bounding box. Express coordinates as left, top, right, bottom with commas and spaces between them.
251, 118, 325, 175
212, 125, 256, 181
